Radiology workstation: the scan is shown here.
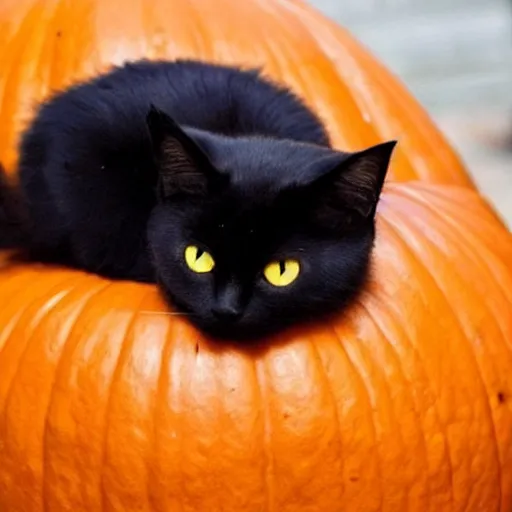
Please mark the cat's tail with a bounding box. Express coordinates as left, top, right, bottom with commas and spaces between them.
0, 164, 29, 249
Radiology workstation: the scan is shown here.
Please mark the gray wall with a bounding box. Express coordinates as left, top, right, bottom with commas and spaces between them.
309, 0, 512, 113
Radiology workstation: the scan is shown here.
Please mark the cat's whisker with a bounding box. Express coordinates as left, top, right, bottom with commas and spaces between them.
138, 310, 193, 317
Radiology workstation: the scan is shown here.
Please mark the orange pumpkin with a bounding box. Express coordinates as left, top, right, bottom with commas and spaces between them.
0, 0, 473, 186
1, 0, 511, 511
1, 183, 511, 512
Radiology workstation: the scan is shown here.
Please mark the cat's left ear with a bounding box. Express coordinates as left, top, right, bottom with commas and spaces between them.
146, 105, 224, 199
310, 140, 397, 221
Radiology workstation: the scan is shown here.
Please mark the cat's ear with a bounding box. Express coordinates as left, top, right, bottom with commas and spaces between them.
146, 105, 224, 199
309, 141, 397, 223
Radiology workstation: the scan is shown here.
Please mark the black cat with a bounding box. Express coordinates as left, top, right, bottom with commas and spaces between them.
0, 59, 396, 339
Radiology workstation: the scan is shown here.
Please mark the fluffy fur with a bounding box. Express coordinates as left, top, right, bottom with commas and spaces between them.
0, 59, 396, 339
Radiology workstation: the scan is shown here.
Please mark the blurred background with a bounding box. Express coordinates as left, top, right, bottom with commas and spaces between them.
310, 0, 512, 227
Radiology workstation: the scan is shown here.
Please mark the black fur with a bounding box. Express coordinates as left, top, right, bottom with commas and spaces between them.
0, 59, 396, 339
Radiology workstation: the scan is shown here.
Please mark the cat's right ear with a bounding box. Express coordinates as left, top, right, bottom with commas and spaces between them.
146, 105, 224, 199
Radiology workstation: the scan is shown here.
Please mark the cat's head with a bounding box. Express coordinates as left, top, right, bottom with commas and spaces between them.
146, 106, 396, 340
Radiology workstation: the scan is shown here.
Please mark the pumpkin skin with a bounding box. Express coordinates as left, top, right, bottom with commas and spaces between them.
0, 182, 511, 512
0, 0, 473, 187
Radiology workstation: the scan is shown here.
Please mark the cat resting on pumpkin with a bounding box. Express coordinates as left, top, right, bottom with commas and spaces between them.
0, 59, 395, 339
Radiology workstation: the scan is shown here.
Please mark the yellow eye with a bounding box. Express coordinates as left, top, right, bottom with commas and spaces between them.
185, 245, 215, 273
264, 259, 300, 287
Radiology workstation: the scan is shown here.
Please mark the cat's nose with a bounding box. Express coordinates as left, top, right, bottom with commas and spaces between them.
213, 284, 243, 322
212, 304, 242, 322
